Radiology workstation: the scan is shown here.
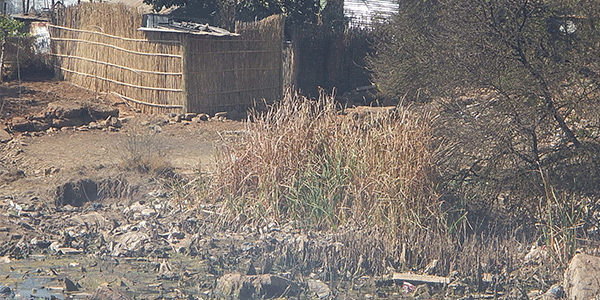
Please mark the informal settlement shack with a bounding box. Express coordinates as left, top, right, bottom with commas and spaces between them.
50, 3, 284, 114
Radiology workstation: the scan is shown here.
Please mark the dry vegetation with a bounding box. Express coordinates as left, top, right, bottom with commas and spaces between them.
214, 92, 438, 231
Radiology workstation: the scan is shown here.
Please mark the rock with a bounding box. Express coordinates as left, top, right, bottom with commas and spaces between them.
57, 247, 83, 255
47, 101, 86, 119
49, 241, 62, 252
197, 113, 209, 121
90, 283, 128, 300
0, 128, 11, 143
307, 279, 331, 299
52, 118, 85, 128
87, 103, 119, 120
64, 277, 79, 292
183, 113, 197, 121
106, 116, 121, 128
72, 212, 110, 229
538, 284, 565, 299
214, 111, 228, 119
88, 121, 100, 129
565, 253, 600, 300
0, 286, 11, 296
30, 237, 51, 248
111, 231, 151, 256
215, 273, 301, 299
0, 256, 11, 264
124, 202, 157, 219
153, 125, 162, 133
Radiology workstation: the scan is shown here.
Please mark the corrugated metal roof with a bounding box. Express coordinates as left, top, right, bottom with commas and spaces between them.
139, 16, 238, 37
344, 0, 398, 25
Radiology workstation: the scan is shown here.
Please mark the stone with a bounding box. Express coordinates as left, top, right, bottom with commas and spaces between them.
57, 247, 83, 255
215, 273, 301, 299
105, 116, 121, 128
87, 103, 119, 120
0, 286, 11, 295
564, 253, 600, 300
197, 113, 209, 121
111, 231, 151, 256
64, 277, 79, 292
124, 202, 157, 219
47, 101, 86, 119
214, 111, 228, 119
537, 284, 565, 299
0, 128, 11, 143
52, 118, 85, 128
307, 279, 331, 299
183, 113, 197, 121
90, 284, 128, 300
88, 122, 100, 129
72, 212, 110, 229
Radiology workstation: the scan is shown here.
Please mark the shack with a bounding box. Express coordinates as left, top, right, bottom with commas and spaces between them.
49, 3, 284, 114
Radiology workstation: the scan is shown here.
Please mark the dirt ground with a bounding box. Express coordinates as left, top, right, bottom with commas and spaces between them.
0, 79, 245, 195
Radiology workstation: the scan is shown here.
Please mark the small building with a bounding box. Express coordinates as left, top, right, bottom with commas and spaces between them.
49, 3, 284, 114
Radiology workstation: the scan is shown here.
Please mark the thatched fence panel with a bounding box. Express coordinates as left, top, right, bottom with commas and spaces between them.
50, 3, 184, 114
185, 15, 284, 113
50, 3, 285, 114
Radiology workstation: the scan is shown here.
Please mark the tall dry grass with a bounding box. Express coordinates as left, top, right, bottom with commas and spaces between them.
214, 92, 440, 231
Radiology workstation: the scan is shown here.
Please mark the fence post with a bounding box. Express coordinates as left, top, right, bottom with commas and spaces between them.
180, 33, 189, 113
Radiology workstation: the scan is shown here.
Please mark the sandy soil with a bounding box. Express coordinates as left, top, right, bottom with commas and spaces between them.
1, 79, 245, 199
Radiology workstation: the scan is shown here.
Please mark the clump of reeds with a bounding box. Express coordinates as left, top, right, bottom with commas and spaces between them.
215, 91, 440, 231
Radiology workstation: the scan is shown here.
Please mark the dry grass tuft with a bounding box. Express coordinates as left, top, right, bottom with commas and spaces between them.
215, 92, 440, 231
119, 122, 174, 177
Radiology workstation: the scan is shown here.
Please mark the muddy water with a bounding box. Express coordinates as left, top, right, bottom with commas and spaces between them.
1, 253, 216, 299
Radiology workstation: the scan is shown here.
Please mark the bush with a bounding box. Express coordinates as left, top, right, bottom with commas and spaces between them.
370, 0, 600, 231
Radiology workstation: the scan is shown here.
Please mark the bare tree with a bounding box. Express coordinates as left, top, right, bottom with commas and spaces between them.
370, 0, 600, 223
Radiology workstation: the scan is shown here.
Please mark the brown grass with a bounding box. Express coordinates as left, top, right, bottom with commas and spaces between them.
214, 91, 440, 231
119, 122, 173, 177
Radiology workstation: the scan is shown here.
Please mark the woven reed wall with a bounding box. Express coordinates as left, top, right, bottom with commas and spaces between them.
50, 3, 184, 114
50, 3, 284, 114
185, 14, 284, 114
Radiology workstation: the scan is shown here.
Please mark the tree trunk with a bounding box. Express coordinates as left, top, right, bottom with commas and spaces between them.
0, 40, 5, 84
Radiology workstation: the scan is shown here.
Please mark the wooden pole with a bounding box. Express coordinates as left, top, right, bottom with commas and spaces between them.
180, 33, 189, 113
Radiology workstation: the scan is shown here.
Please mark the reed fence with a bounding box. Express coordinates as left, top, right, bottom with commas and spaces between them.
50, 3, 183, 114
50, 3, 284, 115
184, 14, 284, 113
